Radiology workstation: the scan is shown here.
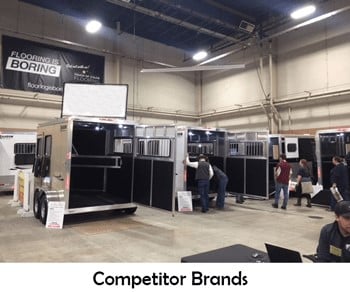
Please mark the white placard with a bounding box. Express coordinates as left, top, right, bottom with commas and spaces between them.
177, 191, 193, 212
62, 83, 128, 118
311, 184, 323, 198
46, 201, 65, 229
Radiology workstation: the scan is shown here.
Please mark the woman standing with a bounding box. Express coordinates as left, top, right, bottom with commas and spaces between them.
294, 159, 313, 208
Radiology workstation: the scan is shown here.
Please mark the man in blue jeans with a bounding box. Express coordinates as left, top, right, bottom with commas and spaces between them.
186, 154, 213, 213
212, 165, 228, 209
272, 154, 292, 210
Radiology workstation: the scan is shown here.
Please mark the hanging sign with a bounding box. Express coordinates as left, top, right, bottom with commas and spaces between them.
2, 35, 105, 95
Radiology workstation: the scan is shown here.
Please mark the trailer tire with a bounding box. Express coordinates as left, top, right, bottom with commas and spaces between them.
39, 195, 48, 225
33, 190, 42, 219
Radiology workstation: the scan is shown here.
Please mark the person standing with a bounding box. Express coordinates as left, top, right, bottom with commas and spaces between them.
316, 200, 350, 262
185, 154, 213, 213
294, 159, 313, 208
272, 154, 292, 210
330, 156, 349, 210
212, 165, 228, 210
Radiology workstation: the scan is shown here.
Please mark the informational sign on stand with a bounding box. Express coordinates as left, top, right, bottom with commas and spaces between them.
177, 191, 193, 212
46, 201, 65, 229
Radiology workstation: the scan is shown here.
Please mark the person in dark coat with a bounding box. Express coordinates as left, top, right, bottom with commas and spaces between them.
316, 200, 350, 262
212, 165, 228, 209
330, 156, 349, 210
294, 159, 313, 208
185, 154, 213, 213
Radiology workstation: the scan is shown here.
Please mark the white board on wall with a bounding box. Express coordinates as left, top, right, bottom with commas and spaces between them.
61, 83, 128, 118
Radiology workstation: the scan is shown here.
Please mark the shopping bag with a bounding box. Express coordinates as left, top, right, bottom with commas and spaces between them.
301, 181, 313, 194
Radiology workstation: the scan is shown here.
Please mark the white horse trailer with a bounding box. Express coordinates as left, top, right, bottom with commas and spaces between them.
0, 132, 36, 191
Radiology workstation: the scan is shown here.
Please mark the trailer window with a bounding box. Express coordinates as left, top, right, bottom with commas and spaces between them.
14, 143, 36, 165
245, 141, 265, 156
114, 138, 133, 154
136, 138, 171, 157
36, 138, 43, 155
44, 135, 52, 156
188, 142, 214, 155
14, 143, 36, 154
228, 142, 245, 156
287, 143, 297, 153
228, 141, 265, 157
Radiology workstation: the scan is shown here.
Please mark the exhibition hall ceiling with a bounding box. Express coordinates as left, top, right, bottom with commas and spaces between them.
20, 0, 334, 54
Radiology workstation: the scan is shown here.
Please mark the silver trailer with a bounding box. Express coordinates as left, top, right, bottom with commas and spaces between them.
32, 116, 137, 224
132, 125, 227, 213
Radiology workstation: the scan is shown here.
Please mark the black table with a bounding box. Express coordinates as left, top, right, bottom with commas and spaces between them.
181, 244, 269, 263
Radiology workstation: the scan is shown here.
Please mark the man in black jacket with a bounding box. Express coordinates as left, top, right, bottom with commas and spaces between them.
185, 154, 213, 213
316, 200, 350, 262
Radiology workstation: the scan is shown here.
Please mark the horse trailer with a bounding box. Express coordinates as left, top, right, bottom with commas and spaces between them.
32, 116, 137, 224
0, 132, 36, 191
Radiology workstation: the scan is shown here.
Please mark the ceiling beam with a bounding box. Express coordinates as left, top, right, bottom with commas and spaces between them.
156, 0, 244, 34
106, 0, 240, 43
202, 0, 256, 22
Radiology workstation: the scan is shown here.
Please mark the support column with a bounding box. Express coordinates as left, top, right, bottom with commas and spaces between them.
269, 42, 279, 134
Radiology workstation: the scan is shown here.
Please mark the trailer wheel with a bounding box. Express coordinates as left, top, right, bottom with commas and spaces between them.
124, 207, 137, 215
33, 190, 42, 219
39, 195, 48, 225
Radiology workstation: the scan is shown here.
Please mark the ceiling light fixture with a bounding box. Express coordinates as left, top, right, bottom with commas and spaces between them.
85, 20, 102, 33
290, 5, 316, 19
192, 50, 208, 61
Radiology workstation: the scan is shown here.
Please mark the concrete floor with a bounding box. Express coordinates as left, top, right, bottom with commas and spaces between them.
0, 192, 335, 262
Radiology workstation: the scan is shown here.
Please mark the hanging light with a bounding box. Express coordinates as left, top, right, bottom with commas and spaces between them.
85, 20, 102, 33
290, 5, 316, 19
192, 50, 208, 61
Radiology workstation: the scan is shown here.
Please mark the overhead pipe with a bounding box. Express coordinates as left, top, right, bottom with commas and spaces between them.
2, 87, 350, 122
268, 44, 281, 133
106, 0, 240, 43
199, 88, 350, 121
156, 0, 243, 34
196, 4, 350, 67
264, 5, 350, 41
260, 101, 271, 130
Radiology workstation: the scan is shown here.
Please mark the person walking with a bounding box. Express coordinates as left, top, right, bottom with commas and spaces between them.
185, 154, 213, 213
294, 159, 313, 208
272, 154, 292, 210
212, 165, 228, 210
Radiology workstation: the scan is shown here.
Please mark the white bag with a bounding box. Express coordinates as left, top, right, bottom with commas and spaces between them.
330, 187, 343, 202
301, 181, 313, 194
